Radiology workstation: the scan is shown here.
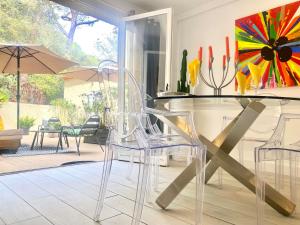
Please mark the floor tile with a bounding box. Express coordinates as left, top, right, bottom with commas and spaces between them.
10, 216, 53, 225
41, 168, 116, 199
0, 204, 40, 225
0, 174, 50, 201
29, 196, 95, 225
104, 195, 190, 225
100, 214, 146, 225
0, 183, 40, 224
0, 161, 299, 225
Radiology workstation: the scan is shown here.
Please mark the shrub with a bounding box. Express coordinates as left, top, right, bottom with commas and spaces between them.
51, 98, 77, 125
0, 88, 9, 104
20, 116, 35, 129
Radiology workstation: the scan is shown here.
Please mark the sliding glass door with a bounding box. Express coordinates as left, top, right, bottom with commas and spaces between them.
118, 8, 172, 112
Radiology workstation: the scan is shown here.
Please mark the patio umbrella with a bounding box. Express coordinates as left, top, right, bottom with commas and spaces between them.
60, 65, 118, 115
60, 66, 118, 82
0, 44, 77, 128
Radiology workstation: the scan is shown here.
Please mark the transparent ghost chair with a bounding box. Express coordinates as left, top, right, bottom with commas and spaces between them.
94, 62, 207, 225
97, 60, 199, 186
98, 60, 170, 180
255, 113, 300, 225
217, 95, 283, 188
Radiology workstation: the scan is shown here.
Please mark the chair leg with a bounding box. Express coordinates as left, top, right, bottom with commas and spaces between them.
94, 144, 114, 222
131, 149, 151, 225
60, 133, 63, 150
56, 132, 62, 153
40, 132, 44, 149
127, 150, 135, 180
195, 145, 206, 225
31, 131, 38, 150
95, 134, 104, 152
64, 135, 69, 148
289, 151, 297, 208
255, 148, 265, 225
36, 131, 39, 146
75, 136, 81, 156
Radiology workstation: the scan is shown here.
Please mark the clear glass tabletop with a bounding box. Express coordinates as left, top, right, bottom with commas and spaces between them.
154, 94, 300, 109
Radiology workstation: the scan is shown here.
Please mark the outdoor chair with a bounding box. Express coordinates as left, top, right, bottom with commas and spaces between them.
38, 117, 67, 150
62, 115, 102, 155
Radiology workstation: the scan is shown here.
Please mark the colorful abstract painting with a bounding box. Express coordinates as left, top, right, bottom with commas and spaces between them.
235, 1, 300, 89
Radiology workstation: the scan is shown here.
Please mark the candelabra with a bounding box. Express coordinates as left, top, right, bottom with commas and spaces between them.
199, 57, 238, 96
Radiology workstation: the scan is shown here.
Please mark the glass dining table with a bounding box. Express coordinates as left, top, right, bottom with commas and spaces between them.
153, 94, 300, 217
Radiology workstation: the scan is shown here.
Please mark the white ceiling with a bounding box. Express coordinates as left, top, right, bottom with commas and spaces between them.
121, 0, 213, 14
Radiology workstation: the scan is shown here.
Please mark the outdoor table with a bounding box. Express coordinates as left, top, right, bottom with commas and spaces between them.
30, 128, 65, 150
153, 95, 300, 217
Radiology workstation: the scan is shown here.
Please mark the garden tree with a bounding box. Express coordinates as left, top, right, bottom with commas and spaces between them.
0, 0, 105, 104
51, 4, 99, 46
28, 75, 64, 104
95, 27, 118, 61
0, 0, 99, 64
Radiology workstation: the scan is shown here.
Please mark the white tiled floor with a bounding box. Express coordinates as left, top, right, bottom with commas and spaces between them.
0, 161, 299, 225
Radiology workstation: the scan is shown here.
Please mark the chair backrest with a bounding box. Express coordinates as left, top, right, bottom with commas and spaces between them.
97, 60, 200, 145
98, 60, 144, 137
98, 60, 144, 114
44, 117, 61, 130
242, 93, 283, 139
267, 113, 300, 147
80, 115, 100, 135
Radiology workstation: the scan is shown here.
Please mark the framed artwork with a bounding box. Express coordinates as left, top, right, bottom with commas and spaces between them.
235, 1, 300, 89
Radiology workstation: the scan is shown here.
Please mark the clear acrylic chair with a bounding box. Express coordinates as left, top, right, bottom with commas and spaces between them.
255, 113, 300, 225
217, 96, 283, 188
94, 62, 207, 225
97, 60, 198, 180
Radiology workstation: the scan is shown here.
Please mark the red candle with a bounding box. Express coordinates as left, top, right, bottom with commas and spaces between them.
198, 47, 203, 61
235, 41, 239, 63
223, 55, 226, 69
209, 46, 213, 59
226, 36, 230, 59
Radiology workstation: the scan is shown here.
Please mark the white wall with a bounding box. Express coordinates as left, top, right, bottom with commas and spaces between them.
172, 0, 300, 96
170, 0, 300, 167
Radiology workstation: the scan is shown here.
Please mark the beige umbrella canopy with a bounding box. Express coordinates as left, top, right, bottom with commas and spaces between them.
0, 44, 77, 128
60, 66, 99, 82
60, 64, 119, 113
0, 44, 76, 74
60, 66, 118, 83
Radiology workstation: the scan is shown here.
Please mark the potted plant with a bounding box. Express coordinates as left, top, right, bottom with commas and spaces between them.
19, 116, 35, 135
97, 114, 109, 145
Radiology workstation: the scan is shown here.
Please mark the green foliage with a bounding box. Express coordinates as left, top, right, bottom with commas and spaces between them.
95, 27, 118, 62
0, 75, 16, 88
51, 98, 79, 125
28, 75, 64, 103
0, 0, 101, 69
0, 0, 117, 107
0, 76, 16, 102
0, 88, 9, 103
19, 116, 35, 129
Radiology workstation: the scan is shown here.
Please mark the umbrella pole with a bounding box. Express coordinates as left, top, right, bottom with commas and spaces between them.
16, 47, 20, 129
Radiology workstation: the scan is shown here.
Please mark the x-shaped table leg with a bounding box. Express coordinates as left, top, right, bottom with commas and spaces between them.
154, 100, 295, 216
